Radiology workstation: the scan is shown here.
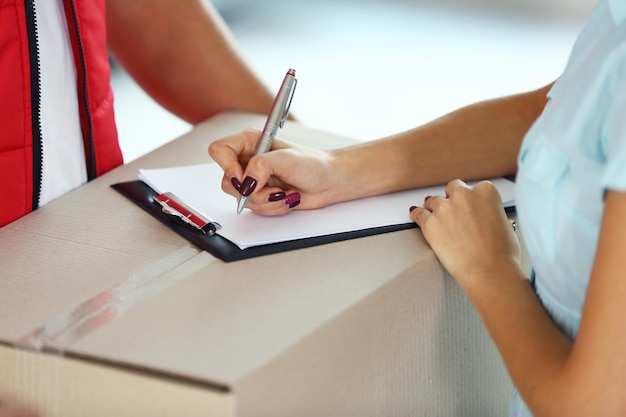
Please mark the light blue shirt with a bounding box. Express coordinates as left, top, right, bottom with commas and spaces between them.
511, 0, 626, 415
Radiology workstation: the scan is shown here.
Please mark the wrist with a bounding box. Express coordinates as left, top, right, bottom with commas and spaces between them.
325, 147, 369, 204
327, 142, 398, 204
462, 258, 526, 301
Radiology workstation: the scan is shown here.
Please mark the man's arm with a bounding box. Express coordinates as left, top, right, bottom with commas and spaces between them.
106, 0, 275, 124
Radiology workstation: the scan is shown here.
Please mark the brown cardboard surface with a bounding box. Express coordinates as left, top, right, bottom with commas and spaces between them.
0, 111, 517, 416
235, 254, 511, 417
0, 152, 205, 339
64, 229, 428, 388
0, 344, 232, 417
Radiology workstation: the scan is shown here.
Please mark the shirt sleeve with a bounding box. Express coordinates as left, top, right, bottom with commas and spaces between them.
601, 73, 626, 192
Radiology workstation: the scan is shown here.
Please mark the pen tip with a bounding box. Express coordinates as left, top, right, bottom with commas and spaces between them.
236, 199, 245, 215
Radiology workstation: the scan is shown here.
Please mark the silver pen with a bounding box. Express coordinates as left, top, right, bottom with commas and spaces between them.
237, 68, 297, 214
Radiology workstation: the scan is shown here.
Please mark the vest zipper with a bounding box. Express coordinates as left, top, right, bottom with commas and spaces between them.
23, 0, 43, 211
66, 0, 97, 180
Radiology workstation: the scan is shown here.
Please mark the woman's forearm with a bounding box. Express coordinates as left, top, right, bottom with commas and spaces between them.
328, 83, 552, 203
466, 265, 573, 417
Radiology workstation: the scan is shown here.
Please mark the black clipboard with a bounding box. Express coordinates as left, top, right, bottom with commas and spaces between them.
111, 180, 418, 262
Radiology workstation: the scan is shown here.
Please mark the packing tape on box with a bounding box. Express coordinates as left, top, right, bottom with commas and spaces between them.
19, 247, 216, 351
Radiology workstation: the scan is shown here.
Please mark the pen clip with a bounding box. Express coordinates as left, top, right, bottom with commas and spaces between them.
279, 77, 297, 128
153, 192, 221, 236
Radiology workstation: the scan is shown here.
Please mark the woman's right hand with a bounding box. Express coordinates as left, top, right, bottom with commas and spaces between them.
208, 129, 343, 216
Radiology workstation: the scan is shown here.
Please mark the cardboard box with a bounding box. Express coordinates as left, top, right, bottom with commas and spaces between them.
0, 112, 517, 416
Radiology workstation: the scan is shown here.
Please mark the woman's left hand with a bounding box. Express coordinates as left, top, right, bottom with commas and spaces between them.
410, 179, 520, 293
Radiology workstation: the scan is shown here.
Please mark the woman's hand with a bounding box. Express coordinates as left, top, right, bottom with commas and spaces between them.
208, 129, 340, 215
410, 179, 521, 293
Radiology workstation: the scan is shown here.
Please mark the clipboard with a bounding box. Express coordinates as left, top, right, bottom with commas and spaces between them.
111, 180, 418, 262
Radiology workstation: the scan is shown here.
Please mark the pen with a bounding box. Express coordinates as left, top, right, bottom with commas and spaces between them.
237, 68, 297, 214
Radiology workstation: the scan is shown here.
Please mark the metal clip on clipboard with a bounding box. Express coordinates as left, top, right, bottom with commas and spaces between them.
153, 192, 221, 236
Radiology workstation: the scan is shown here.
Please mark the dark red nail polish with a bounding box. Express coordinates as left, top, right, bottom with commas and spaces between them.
268, 191, 286, 202
240, 176, 257, 197
289, 200, 301, 209
409, 205, 417, 213
424, 195, 432, 202
285, 192, 301, 205
231, 177, 242, 192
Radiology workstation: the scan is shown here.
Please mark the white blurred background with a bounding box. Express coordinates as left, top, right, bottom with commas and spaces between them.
111, 0, 598, 162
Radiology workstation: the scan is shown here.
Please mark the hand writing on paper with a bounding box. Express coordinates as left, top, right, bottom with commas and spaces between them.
410, 179, 521, 293
209, 129, 339, 215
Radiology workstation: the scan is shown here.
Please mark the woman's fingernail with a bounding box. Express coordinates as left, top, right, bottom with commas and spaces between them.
240, 176, 257, 197
409, 205, 417, 213
231, 177, 242, 192
268, 191, 286, 202
285, 192, 301, 205
424, 195, 432, 202
289, 200, 301, 209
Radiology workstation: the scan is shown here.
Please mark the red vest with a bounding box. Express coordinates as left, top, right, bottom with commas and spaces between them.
0, 0, 123, 227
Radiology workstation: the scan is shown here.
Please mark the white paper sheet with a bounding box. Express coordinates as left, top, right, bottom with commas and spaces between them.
139, 163, 516, 250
